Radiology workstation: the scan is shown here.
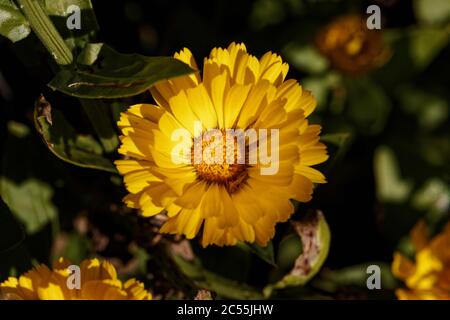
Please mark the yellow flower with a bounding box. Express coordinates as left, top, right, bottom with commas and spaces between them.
315, 15, 391, 75
0, 257, 152, 300
392, 220, 450, 300
115, 42, 328, 247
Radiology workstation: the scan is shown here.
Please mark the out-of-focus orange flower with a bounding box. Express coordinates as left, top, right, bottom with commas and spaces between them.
392, 221, 450, 300
315, 14, 391, 75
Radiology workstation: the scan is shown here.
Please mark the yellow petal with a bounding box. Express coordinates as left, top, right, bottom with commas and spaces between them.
231, 186, 264, 224
174, 48, 200, 79
410, 220, 429, 252
206, 71, 229, 129
253, 98, 288, 129
298, 90, 317, 117
200, 183, 225, 218
295, 165, 327, 184
123, 169, 162, 194
37, 282, 66, 300
53, 257, 72, 273
300, 145, 329, 166
115, 160, 153, 176
201, 217, 225, 247
254, 214, 277, 246
231, 219, 255, 243
80, 280, 127, 300
125, 103, 164, 123
186, 84, 218, 129
174, 181, 207, 209
258, 51, 288, 86
287, 174, 313, 203
236, 80, 272, 129
216, 187, 240, 228
391, 252, 416, 281
160, 207, 203, 239
167, 90, 200, 135
80, 258, 117, 283
224, 83, 251, 128
154, 166, 196, 195
123, 279, 152, 300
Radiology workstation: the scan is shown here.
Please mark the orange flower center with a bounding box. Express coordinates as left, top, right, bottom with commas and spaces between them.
192, 130, 248, 193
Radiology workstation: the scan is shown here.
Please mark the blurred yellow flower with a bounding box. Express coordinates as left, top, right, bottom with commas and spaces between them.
115, 42, 328, 247
0, 257, 152, 300
392, 220, 450, 300
315, 14, 391, 75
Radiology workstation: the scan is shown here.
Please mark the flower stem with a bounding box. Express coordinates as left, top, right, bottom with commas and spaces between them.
17, 0, 73, 65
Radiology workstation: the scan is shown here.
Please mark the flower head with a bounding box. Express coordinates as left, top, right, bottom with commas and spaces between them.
315, 15, 391, 75
392, 220, 450, 300
0, 257, 152, 300
116, 42, 328, 247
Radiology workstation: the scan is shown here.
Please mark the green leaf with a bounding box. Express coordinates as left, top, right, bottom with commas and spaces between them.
0, 178, 57, 235
60, 232, 91, 265
171, 254, 264, 300
414, 0, 450, 25
80, 99, 119, 153
374, 146, 413, 203
264, 211, 331, 297
302, 72, 341, 110
321, 133, 351, 148
276, 234, 302, 271
376, 28, 449, 84
396, 84, 449, 130
34, 95, 117, 173
420, 135, 450, 167
283, 43, 329, 74
237, 241, 276, 266
320, 132, 352, 172
0, 198, 25, 252
317, 262, 398, 292
0, 241, 32, 283
41, 0, 99, 51
249, 0, 286, 30
346, 77, 391, 135
0, 121, 58, 236
412, 178, 450, 217
48, 43, 194, 99
0, 0, 31, 42
17, 0, 73, 65
408, 28, 450, 69
77, 41, 102, 64
130, 245, 150, 277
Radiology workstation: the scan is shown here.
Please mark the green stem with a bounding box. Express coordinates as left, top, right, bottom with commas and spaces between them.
17, 0, 73, 65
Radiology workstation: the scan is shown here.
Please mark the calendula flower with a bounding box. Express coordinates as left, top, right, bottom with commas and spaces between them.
0, 257, 152, 300
315, 14, 390, 75
115, 42, 328, 247
392, 220, 450, 300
